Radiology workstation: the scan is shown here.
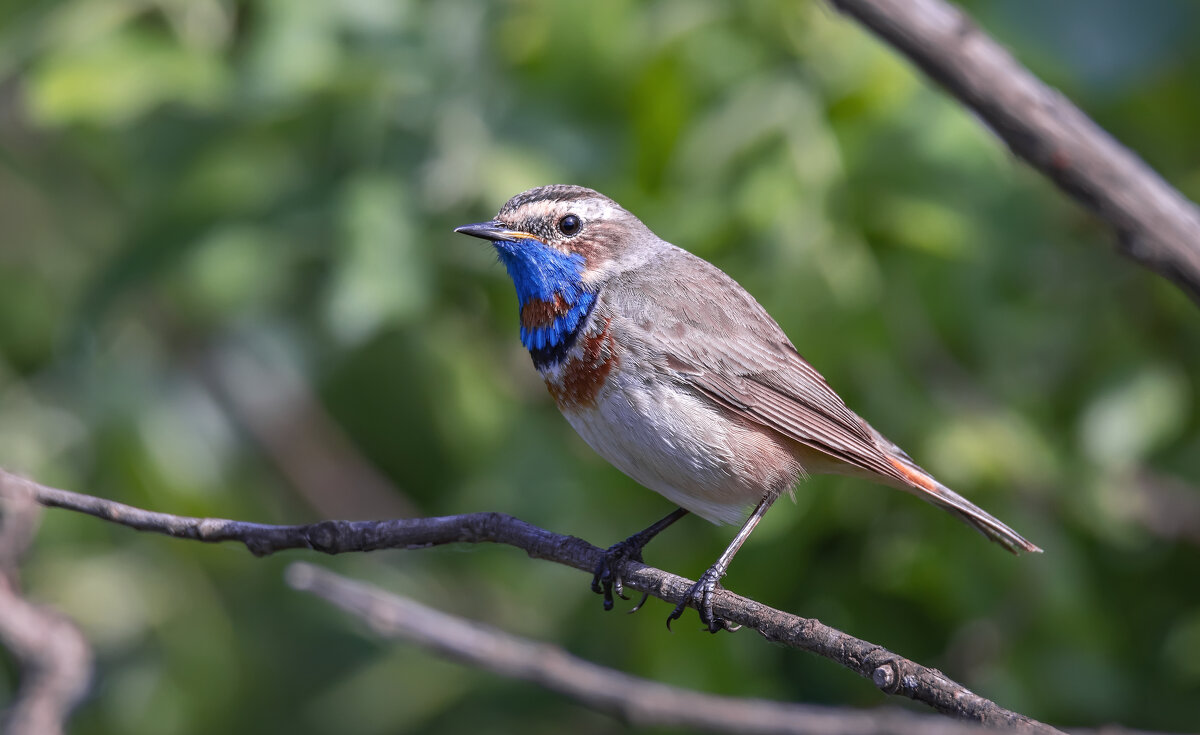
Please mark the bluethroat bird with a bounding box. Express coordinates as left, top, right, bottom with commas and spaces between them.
456, 185, 1040, 633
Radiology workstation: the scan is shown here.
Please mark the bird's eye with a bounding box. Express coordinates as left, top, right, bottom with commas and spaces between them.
558, 214, 581, 237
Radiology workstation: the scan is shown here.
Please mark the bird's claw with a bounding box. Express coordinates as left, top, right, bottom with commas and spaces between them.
666, 567, 736, 634
592, 538, 650, 613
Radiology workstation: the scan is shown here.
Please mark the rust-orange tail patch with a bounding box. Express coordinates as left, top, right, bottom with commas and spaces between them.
888, 455, 937, 492
885, 455, 1041, 554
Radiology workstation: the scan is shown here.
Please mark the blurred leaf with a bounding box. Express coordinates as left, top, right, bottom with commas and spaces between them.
1162, 608, 1200, 684
325, 175, 430, 343
1079, 365, 1190, 470
875, 195, 978, 258
925, 409, 1059, 488
243, 0, 348, 102
27, 26, 227, 126
172, 224, 286, 320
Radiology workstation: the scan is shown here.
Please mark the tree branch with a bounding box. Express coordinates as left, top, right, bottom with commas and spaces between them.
286, 561, 1012, 735
0, 482, 92, 735
829, 0, 1200, 303
0, 468, 1055, 732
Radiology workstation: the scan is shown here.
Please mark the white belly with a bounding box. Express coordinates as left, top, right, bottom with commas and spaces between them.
559, 367, 803, 525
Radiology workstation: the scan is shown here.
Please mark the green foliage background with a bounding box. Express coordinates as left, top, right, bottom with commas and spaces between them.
1, 0, 1198, 732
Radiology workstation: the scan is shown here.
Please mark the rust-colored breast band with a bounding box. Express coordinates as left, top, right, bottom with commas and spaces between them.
521, 294, 571, 330
546, 318, 619, 410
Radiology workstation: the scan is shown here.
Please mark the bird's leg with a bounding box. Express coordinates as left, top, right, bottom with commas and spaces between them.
667, 494, 777, 634
593, 507, 689, 612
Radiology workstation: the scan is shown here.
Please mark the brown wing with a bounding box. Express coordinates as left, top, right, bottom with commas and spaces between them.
608, 244, 1040, 554
611, 245, 910, 486
686, 367, 907, 483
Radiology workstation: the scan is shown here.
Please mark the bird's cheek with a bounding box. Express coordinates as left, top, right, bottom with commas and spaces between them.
580, 260, 611, 287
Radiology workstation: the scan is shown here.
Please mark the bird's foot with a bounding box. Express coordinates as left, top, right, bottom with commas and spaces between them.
591, 537, 651, 613
666, 566, 738, 634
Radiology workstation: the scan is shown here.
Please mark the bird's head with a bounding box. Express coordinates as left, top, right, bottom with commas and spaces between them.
455, 184, 650, 362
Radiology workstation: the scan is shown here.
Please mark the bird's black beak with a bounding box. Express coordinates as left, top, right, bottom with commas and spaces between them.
453, 220, 531, 242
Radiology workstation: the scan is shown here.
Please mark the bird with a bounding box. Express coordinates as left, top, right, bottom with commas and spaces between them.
455, 184, 1040, 633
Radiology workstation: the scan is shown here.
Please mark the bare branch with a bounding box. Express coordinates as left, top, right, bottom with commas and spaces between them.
1, 468, 1055, 731
829, 0, 1200, 302
0, 483, 92, 735
286, 561, 1014, 735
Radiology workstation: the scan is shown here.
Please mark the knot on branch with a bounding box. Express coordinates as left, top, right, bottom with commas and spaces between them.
872, 659, 901, 693
306, 520, 353, 554
242, 536, 275, 557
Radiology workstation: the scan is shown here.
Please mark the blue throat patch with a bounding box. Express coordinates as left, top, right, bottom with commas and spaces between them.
494, 237, 596, 368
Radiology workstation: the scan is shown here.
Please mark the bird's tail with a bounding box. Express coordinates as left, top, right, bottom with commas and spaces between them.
874, 431, 1041, 555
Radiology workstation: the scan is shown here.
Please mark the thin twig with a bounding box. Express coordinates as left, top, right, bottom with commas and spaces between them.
0, 468, 1054, 732
829, 0, 1200, 303
0, 483, 92, 735
286, 561, 1013, 735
